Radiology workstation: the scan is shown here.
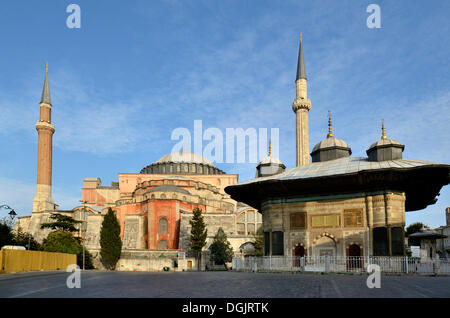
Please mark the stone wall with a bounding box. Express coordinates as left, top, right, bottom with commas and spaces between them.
261, 191, 406, 257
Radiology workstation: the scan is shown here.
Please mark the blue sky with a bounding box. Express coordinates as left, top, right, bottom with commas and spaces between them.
0, 0, 449, 227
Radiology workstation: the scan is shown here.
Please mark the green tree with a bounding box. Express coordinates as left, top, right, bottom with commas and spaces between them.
406, 222, 424, 236
253, 227, 264, 257
42, 231, 81, 255
406, 222, 425, 246
40, 213, 82, 232
189, 207, 207, 271
100, 208, 122, 270
0, 219, 14, 248
209, 227, 234, 270
41, 230, 94, 269
12, 227, 41, 250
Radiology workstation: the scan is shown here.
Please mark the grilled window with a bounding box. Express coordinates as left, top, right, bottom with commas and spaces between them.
290, 212, 306, 230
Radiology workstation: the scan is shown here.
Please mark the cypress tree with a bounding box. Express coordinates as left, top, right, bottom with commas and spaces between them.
189, 207, 207, 271
209, 227, 234, 270
100, 208, 122, 270
253, 227, 264, 257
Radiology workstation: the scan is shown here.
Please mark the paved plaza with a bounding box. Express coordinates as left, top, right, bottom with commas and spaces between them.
1, 271, 449, 298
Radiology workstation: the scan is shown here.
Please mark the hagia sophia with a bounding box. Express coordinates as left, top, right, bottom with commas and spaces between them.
15, 34, 450, 270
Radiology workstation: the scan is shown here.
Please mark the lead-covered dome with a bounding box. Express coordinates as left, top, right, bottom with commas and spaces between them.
366, 123, 404, 162
310, 113, 352, 163
311, 136, 352, 162
141, 151, 225, 175
256, 144, 286, 177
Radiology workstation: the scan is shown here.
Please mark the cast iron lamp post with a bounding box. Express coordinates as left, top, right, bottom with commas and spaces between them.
79, 200, 88, 270
0, 205, 17, 221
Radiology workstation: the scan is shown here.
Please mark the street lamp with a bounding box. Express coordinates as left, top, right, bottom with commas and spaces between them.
1, 205, 17, 221
8, 209, 17, 220
79, 200, 88, 270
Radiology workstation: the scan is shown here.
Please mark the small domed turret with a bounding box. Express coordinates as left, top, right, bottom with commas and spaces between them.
310, 112, 352, 163
366, 122, 404, 161
256, 143, 286, 177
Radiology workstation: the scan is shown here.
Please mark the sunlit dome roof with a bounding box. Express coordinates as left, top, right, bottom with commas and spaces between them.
258, 156, 285, 166
312, 136, 350, 153
156, 152, 215, 166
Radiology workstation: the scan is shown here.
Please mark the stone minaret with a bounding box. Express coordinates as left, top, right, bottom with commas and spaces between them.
32, 63, 56, 212
292, 33, 311, 166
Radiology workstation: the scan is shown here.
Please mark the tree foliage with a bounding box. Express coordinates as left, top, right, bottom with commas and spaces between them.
209, 227, 234, 269
0, 219, 14, 248
406, 222, 425, 237
189, 207, 207, 271
100, 208, 122, 270
13, 227, 41, 250
406, 222, 425, 246
41, 230, 94, 269
42, 230, 81, 255
253, 227, 264, 257
40, 213, 82, 232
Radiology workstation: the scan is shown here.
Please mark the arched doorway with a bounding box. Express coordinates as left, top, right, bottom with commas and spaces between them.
314, 236, 337, 257
294, 245, 306, 267
348, 244, 361, 256
295, 245, 305, 257
347, 244, 362, 270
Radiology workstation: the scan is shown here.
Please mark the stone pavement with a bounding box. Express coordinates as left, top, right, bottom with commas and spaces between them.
1, 270, 449, 298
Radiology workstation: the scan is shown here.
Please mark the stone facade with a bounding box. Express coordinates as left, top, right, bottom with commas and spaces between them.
257, 191, 406, 257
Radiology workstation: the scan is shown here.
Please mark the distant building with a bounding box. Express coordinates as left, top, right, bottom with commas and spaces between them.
435, 207, 450, 259
15, 64, 262, 271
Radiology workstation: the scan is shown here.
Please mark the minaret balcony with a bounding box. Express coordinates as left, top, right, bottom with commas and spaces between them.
35, 121, 55, 133
292, 98, 311, 112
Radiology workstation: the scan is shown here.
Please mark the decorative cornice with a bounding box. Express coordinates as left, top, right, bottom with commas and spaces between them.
292, 98, 311, 112
35, 121, 55, 133
39, 102, 52, 109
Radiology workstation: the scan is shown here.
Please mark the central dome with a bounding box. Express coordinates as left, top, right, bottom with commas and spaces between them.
141, 152, 225, 175
156, 152, 214, 166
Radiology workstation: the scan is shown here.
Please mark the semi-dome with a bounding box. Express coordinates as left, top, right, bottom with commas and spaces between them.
141, 151, 225, 175
311, 115, 351, 163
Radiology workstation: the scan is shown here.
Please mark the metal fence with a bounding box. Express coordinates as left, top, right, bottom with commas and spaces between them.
232, 256, 450, 275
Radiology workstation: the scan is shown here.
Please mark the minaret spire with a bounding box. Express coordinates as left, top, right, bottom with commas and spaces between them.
296, 33, 306, 80
292, 33, 312, 166
40, 62, 51, 105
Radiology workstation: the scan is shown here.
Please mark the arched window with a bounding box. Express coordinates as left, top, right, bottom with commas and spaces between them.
236, 210, 262, 236
158, 217, 168, 234
161, 194, 166, 199
158, 240, 168, 250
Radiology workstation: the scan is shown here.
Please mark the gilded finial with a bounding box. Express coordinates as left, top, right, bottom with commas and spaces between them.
46, 62, 48, 73
381, 120, 386, 139
327, 110, 334, 137
268, 140, 272, 157
300, 32, 302, 43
